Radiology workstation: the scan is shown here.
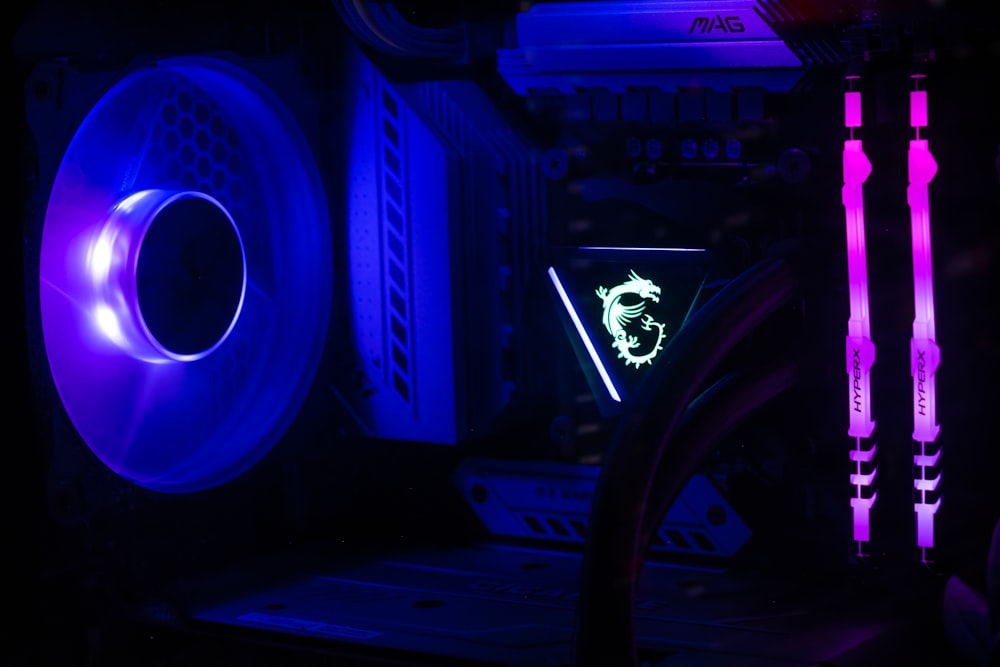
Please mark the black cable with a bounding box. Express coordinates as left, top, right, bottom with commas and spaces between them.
574, 255, 801, 667
332, 0, 465, 59
640, 360, 800, 562
334, 0, 411, 55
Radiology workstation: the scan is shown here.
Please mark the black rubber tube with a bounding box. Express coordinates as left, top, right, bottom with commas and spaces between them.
640, 360, 800, 563
334, 0, 464, 58
574, 256, 800, 667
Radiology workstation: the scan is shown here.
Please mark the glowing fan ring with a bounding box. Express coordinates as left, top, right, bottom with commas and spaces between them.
88, 189, 246, 363
39, 57, 332, 493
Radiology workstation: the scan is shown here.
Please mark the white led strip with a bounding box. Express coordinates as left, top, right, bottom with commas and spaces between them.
548, 266, 622, 403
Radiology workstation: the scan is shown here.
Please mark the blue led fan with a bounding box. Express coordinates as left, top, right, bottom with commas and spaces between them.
38, 57, 332, 493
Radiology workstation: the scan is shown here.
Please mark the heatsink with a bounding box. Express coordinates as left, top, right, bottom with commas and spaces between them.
330, 44, 546, 444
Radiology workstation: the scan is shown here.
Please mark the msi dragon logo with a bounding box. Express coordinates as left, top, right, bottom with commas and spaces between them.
689, 15, 746, 33
595, 271, 667, 369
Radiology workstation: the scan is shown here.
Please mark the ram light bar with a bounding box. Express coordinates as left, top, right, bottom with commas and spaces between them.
907, 78, 941, 561
842, 80, 878, 552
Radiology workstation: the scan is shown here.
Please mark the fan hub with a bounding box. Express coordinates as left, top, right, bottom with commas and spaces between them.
93, 189, 246, 362
136, 192, 245, 359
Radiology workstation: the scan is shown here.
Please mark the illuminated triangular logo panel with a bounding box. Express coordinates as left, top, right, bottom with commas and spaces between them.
548, 247, 709, 414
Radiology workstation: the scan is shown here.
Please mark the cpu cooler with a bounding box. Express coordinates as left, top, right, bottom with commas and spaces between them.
31, 54, 332, 493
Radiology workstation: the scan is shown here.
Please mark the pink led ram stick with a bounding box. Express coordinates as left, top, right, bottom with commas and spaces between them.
842, 81, 878, 553
908, 78, 941, 561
